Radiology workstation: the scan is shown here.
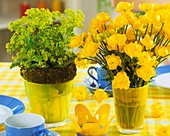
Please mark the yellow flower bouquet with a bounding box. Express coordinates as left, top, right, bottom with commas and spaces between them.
70, 1, 170, 134
70, 2, 170, 89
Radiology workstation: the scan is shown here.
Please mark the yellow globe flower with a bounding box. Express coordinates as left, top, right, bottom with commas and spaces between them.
105, 54, 121, 70
141, 34, 155, 50
123, 10, 136, 25
136, 65, 156, 81
151, 102, 165, 118
88, 18, 104, 34
116, 1, 134, 12
95, 12, 112, 26
151, 22, 163, 35
124, 41, 143, 58
73, 86, 89, 101
142, 10, 161, 27
139, 14, 152, 25
112, 15, 128, 29
89, 12, 111, 32
155, 46, 169, 57
106, 23, 117, 35
70, 35, 83, 48
93, 89, 108, 103
82, 41, 99, 57
84, 33, 94, 43
137, 52, 152, 66
107, 34, 126, 51
139, 3, 155, 12
112, 71, 130, 90
126, 27, 136, 42
132, 17, 143, 30
88, 12, 111, 34
158, 9, 170, 22
150, 56, 158, 66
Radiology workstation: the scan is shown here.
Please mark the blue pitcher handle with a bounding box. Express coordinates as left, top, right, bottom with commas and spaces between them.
35, 129, 52, 136
87, 66, 98, 83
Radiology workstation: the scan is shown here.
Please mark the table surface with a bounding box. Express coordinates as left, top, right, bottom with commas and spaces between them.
0, 62, 170, 136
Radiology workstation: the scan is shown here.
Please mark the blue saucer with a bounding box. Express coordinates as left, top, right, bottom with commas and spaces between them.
0, 130, 60, 136
0, 95, 25, 115
156, 65, 170, 76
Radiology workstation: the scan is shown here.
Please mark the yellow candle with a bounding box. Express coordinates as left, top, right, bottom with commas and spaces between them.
51, 0, 63, 12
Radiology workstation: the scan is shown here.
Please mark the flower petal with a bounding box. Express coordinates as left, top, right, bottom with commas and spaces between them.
94, 104, 111, 126
68, 115, 82, 133
75, 104, 94, 126
82, 123, 101, 135
101, 115, 115, 135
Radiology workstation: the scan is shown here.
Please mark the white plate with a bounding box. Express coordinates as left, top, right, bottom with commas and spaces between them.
0, 130, 60, 136
0, 105, 13, 124
155, 73, 170, 89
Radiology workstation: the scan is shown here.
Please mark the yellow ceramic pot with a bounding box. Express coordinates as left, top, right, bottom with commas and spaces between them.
113, 85, 148, 134
24, 79, 73, 123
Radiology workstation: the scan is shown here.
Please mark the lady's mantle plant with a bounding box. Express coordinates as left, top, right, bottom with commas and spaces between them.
6, 8, 84, 84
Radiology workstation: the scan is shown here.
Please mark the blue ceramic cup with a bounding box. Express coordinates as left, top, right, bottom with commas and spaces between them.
87, 66, 112, 90
5, 113, 52, 136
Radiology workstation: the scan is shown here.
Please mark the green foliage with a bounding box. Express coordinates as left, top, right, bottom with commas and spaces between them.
6, 8, 84, 69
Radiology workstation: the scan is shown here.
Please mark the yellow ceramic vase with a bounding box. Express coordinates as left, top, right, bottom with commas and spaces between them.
24, 79, 73, 124
113, 85, 148, 134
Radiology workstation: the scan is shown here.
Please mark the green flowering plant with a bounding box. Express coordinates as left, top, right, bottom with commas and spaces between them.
6, 8, 84, 69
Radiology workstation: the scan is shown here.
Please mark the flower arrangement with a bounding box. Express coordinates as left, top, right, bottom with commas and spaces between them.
70, 2, 170, 89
